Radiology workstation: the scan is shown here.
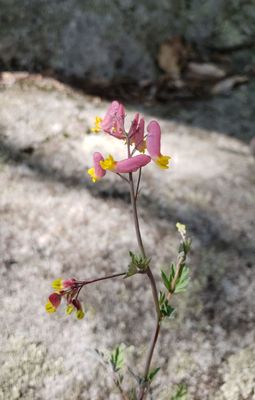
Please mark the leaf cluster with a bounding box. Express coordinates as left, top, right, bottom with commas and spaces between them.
126, 251, 150, 277
161, 264, 190, 294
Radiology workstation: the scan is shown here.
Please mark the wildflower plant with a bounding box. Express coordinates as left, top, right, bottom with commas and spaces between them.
45, 101, 191, 399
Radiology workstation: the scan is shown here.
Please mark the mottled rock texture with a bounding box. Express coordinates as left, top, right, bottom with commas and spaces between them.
0, 76, 254, 399
0, 0, 255, 81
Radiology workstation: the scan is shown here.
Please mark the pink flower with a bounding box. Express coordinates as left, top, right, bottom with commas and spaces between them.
46, 277, 85, 319
146, 121, 171, 169
100, 154, 151, 173
87, 152, 106, 182
129, 113, 139, 137
101, 101, 125, 139
116, 154, 151, 173
51, 278, 77, 292
62, 279, 77, 289
129, 114, 146, 153
49, 293, 61, 308
45, 292, 62, 313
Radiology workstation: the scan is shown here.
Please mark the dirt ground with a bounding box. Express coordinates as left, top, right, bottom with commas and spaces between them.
0, 75, 254, 399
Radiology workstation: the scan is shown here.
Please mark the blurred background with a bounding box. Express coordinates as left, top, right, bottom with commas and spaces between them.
0, 1, 254, 399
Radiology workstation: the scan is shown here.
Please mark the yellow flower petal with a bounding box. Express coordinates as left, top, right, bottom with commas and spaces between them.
66, 304, 75, 315
87, 167, 98, 183
100, 154, 116, 171
155, 155, 171, 169
76, 309, 85, 320
91, 116, 102, 133
45, 301, 56, 313
52, 279, 63, 291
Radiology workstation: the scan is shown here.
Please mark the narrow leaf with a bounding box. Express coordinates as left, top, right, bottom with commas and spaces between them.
147, 366, 160, 382
161, 270, 170, 291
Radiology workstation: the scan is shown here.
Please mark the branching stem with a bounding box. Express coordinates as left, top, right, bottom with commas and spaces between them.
116, 173, 130, 183
135, 168, 142, 200
76, 272, 126, 287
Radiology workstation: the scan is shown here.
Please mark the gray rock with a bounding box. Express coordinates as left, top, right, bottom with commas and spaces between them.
0, 76, 254, 399
0, 0, 255, 81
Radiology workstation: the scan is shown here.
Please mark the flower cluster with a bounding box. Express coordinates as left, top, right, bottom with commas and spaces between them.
45, 278, 85, 319
88, 101, 170, 183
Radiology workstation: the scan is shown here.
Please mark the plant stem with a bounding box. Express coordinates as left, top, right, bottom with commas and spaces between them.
167, 252, 186, 302
128, 167, 161, 400
126, 136, 161, 399
129, 172, 146, 258
135, 168, 142, 200
114, 379, 129, 400
138, 322, 160, 400
116, 173, 130, 183
77, 272, 126, 286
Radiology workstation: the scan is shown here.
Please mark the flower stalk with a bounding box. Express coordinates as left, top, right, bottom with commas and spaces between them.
45, 101, 191, 399
128, 168, 161, 400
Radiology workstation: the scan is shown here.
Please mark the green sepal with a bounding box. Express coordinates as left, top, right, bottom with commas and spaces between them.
125, 251, 150, 278
126, 261, 138, 277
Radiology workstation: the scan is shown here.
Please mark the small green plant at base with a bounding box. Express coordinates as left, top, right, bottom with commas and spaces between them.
170, 383, 188, 400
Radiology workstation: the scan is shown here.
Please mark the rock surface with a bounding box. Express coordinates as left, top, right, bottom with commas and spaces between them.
0, 1, 255, 82
0, 76, 254, 399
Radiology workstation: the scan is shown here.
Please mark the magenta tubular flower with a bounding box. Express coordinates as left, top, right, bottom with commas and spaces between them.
146, 121, 171, 169
45, 292, 62, 313
129, 114, 146, 153
49, 293, 61, 308
135, 118, 146, 152
62, 279, 76, 289
72, 298, 85, 319
101, 101, 125, 139
87, 152, 106, 183
116, 154, 151, 173
100, 154, 151, 174
129, 113, 139, 138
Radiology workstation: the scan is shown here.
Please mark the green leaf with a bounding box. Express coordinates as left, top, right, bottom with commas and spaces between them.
170, 383, 188, 400
162, 264, 190, 294
159, 291, 175, 319
169, 263, 176, 284
162, 303, 175, 319
161, 270, 170, 291
159, 290, 166, 305
110, 345, 125, 372
147, 366, 160, 382
175, 266, 190, 293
